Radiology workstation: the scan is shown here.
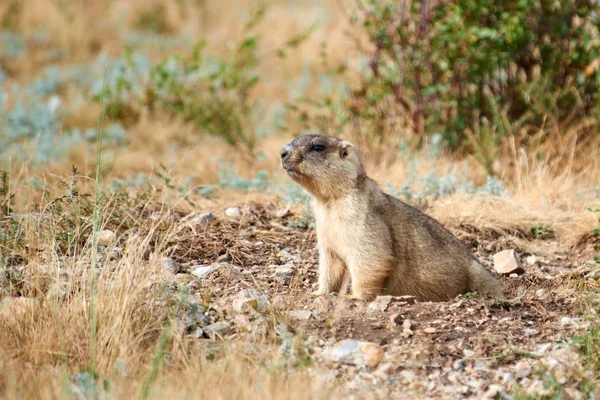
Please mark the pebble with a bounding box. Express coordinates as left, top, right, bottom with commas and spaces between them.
289, 310, 312, 320
398, 370, 417, 384
190, 212, 216, 227
97, 230, 116, 246
493, 249, 524, 274
191, 265, 216, 279
513, 360, 532, 378
524, 328, 539, 336
204, 321, 233, 340
225, 207, 242, 220
327, 340, 384, 368
232, 298, 258, 313
524, 255, 539, 266
275, 264, 294, 278
452, 359, 464, 371
401, 319, 414, 337
162, 257, 184, 274
369, 296, 392, 312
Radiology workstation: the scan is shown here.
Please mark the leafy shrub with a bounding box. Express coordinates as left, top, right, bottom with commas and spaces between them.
291, 0, 600, 156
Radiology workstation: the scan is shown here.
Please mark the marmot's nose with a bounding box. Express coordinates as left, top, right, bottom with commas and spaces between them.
280, 145, 292, 162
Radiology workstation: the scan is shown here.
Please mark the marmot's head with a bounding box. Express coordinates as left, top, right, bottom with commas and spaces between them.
280, 134, 365, 201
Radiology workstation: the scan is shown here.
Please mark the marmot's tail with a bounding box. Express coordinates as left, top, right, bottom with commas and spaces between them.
468, 260, 505, 299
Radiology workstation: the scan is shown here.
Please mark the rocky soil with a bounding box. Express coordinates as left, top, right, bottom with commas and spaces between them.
2, 202, 599, 399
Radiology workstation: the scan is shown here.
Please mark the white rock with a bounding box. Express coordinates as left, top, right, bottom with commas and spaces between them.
225, 207, 242, 220
190, 212, 216, 227
560, 316, 579, 327
204, 321, 233, 340
232, 298, 258, 313
463, 349, 475, 358
493, 249, 523, 274
275, 264, 294, 278
191, 265, 216, 279
289, 310, 312, 320
524, 328, 539, 336
534, 343, 552, 356
535, 289, 546, 297
327, 340, 384, 367
513, 360, 532, 378
398, 370, 417, 384
369, 296, 392, 312
524, 255, 539, 266
162, 257, 183, 274
97, 230, 116, 246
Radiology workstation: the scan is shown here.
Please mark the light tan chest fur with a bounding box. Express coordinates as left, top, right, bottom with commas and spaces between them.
312, 195, 370, 262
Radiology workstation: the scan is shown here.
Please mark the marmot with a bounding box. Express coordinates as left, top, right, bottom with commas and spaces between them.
280, 134, 504, 302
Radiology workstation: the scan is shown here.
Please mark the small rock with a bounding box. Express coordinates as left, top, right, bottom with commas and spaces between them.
275, 264, 294, 278
232, 298, 258, 313
495, 369, 514, 384
423, 327, 437, 334
398, 370, 417, 384
186, 326, 204, 339
204, 321, 233, 340
162, 257, 183, 274
373, 362, 397, 380
327, 339, 384, 368
534, 343, 552, 356
190, 212, 216, 227
524, 255, 539, 266
277, 249, 295, 263
452, 359, 464, 371
401, 319, 414, 337
482, 384, 505, 400
535, 289, 546, 297
493, 249, 524, 274
395, 295, 417, 305
97, 230, 117, 246
513, 360, 532, 378
560, 316, 579, 327
274, 206, 291, 218
524, 328, 539, 337
390, 312, 403, 326
191, 265, 216, 279
239, 288, 268, 310
369, 296, 392, 312
225, 207, 242, 220
289, 310, 312, 320
463, 349, 475, 358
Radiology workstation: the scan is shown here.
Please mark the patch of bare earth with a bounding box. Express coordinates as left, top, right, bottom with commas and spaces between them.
156, 203, 598, 399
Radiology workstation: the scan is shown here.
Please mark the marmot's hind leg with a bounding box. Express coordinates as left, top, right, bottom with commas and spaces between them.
348, 257, 394, 301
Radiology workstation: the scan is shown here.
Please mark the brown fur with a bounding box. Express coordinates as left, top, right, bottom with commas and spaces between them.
280, 134, 505, 301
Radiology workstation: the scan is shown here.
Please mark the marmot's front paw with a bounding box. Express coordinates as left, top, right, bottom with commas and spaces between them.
311, 289, 327, 296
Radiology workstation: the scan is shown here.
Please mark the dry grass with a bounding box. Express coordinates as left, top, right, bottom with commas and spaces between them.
2, 0, 600, 398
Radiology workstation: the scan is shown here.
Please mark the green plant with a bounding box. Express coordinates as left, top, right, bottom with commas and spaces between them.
291, 0, 600, 157
94, 2, 314, 156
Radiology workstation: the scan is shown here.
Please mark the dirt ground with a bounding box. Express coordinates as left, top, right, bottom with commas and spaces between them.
156, 202, 599, 399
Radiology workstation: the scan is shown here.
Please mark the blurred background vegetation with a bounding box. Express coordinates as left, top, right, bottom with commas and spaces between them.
0, 0, 599, 187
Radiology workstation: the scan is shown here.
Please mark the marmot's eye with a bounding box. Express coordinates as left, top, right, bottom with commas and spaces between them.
312, 145, 325, 152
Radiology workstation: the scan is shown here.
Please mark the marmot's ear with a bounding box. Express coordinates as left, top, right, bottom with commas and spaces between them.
339, 141, 354, 158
